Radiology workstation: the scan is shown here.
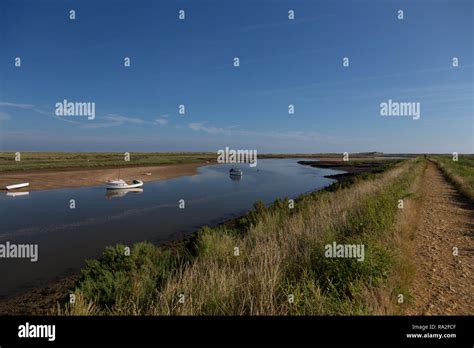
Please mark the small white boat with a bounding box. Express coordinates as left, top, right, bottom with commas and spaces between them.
229, 168, 243, 176
5, 182, 30, 190
106, 179, 143, 189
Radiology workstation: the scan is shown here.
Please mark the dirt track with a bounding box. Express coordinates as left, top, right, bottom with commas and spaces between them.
407, 162, 474, 315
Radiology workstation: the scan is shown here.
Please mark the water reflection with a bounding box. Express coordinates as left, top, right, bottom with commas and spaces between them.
105, 188, 143, 199
229, 174, 242, 181
229, 167, 243, 181
6, 191, 30, 197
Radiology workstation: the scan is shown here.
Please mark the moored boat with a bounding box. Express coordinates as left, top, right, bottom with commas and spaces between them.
106, 179, 143, 189
229, 168, 243, 176
5, 182, 30, 190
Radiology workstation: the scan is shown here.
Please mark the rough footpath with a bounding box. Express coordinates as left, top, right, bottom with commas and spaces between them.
407, 162, 473, 315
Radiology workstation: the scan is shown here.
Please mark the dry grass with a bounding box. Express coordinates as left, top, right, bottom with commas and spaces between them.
431, 156, 474, 201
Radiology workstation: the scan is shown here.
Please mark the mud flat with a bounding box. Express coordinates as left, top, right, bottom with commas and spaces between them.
0, 162, 208, 192
298, 159, 401, 183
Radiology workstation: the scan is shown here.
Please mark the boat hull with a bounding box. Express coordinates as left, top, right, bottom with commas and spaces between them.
5, 182, 30, 190
229, 168, 243, 177
106, 180, 143, 189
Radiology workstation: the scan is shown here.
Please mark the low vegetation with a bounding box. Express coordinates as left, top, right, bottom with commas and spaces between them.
59, 158, 425, 315
431, 155, 474, 201
0, 152, 216, 172
0, 151, 409, 172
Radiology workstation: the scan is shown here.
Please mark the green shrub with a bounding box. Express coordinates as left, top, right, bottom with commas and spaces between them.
77, 243, 177, 308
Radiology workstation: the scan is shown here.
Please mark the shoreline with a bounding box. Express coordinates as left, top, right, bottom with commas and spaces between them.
0, 156, 403, 192
298, 159, 399, 184
0, 162, 210, 192
0, 159, 395, 314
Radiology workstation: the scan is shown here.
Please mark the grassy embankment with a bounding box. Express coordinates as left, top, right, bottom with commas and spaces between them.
0, 152, 216, 172
431, 155, 474, 201
59, 158, 425, 315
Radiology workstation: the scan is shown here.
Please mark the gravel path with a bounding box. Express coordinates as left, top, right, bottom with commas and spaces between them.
407, 162, 473, 315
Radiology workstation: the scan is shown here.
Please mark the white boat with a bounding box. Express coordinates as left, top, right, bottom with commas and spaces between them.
106, 179, 143, 189
229, 168, 243, 176
5, 182, 30, 190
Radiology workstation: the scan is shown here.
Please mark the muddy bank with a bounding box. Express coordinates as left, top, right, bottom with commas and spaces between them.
298, 160, 399, 184
0, 162, 209, 192
0, 273, 80, 315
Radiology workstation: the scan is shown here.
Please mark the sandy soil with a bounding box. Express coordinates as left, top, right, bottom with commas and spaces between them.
407, 162, 474, 315
0, 163, 208, 192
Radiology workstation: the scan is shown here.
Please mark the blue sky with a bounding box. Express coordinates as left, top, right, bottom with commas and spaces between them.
0, 0, 472, 153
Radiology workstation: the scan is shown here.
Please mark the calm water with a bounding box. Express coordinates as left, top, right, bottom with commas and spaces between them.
0, 159, 342, 296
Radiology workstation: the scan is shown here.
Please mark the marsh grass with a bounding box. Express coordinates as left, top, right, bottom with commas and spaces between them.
61, 158, 425, 315
0, 152, 404, 172
0, 152, 216, 172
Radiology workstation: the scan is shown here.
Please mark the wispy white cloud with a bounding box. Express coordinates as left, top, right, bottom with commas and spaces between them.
1, 101, 179, 129
0, 100, 81, 124
105, 114, 147, 124
81, 113, 148, 129
254, 64, 474, 97
189, 122, 225, 135
186, 121, 359, 145
0, 101, 35, 109
155, 114, 170, 125
0, 111, 10, 121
